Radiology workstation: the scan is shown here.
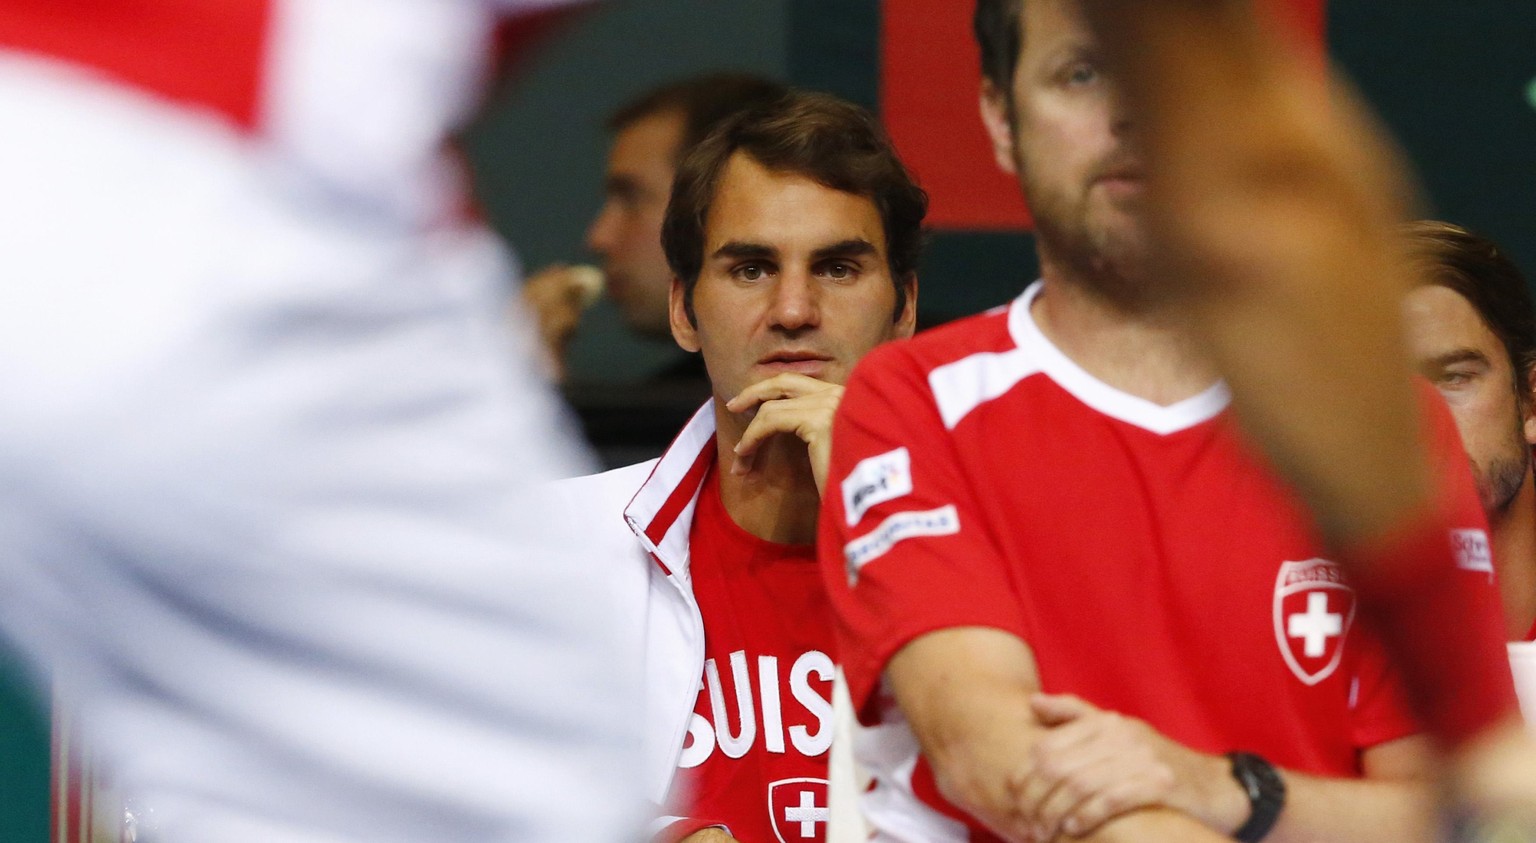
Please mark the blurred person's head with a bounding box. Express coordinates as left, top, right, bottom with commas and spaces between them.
974, 0, 1151, 301
1401, 221, 1536, 516
585, 74, 788, 338
660, 90, 926, 402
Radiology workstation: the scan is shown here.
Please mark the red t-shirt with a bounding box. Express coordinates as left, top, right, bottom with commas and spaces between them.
668, 464, 835, 843
819, 283, 1495, 841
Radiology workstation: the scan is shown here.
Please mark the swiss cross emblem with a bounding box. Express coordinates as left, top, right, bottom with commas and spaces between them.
1273, 558, 1356, 686
768, 777, 829, 843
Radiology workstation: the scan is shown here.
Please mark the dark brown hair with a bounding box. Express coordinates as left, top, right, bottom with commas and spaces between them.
1404, 220, 1536, 395
974, 0, 1024, 95
607, 74, 790, 165
661, 90, 927, 321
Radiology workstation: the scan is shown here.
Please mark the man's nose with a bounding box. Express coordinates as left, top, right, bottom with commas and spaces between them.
1108, 83, 1136, 139
769, 270, 820, 332
584, 203, 619, 255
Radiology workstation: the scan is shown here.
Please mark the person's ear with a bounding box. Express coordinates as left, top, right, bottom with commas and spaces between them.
893, 276, 918, 340
669, 277, 700, 353
1522, 366, 1536, 445
979, 79, 1019, 177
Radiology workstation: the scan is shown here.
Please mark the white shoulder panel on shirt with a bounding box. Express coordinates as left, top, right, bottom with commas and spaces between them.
928, 348, 1042, 432
930, 280, 1231, 436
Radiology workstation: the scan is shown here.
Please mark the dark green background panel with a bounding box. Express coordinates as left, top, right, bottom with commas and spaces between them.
1330, 1, 1536, 274
0, 647, 48, 843
786, 0, 880, 110
918, 232, 1039, 325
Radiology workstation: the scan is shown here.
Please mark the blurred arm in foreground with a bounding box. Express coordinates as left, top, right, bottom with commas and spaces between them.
1075, 0, 1536, 831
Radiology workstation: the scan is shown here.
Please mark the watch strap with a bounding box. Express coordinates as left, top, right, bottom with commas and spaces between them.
1227, 751, 1286, 843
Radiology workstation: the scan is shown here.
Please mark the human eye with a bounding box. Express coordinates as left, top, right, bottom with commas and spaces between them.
604, 178, 640, 206
1065, 61, 1098, 86
819, 260, 858, 281
732, 262, 771, 282
1425, 364, 1478, 389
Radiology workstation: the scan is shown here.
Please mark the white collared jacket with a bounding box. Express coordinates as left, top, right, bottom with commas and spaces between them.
551, 402, 720, 807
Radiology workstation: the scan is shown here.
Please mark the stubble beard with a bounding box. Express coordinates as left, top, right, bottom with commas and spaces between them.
1024, 167, 1154, 310
1476, 439, 1532, 517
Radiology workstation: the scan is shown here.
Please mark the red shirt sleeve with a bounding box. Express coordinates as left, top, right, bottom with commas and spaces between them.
818, 342, 1028, 721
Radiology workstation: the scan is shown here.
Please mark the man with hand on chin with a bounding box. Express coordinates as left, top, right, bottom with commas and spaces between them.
550, 89, 925, 843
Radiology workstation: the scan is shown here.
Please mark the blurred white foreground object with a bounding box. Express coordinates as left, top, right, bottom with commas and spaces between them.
0, 2, 640, 841
827, 668, 872, 843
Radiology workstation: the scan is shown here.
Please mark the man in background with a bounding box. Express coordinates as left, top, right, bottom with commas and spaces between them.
523, 73, 788, 381
1399, 221, 1536, 724
1401, 221, 1536, 642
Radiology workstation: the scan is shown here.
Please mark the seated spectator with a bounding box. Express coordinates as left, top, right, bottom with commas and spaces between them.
1401, 221, 1536, 642
1399, 221, 1536, 725
817, 2, 1499, 842
550, 90, 924, 843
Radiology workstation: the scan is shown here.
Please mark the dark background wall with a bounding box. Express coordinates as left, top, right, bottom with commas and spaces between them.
1330, 1, 1536, 276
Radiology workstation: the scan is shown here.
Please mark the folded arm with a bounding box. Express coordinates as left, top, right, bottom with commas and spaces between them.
887, 627, 1228, 843
1022, 692, 1434, 843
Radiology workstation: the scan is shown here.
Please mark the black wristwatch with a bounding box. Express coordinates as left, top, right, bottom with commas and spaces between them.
1226, 751, 1286, 843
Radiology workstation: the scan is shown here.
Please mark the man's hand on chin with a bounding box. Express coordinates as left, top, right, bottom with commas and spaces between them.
726, 372, 846, 495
